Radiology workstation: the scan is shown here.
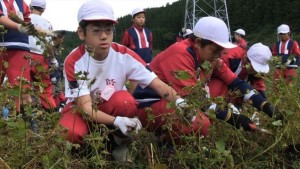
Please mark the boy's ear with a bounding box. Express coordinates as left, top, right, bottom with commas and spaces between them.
77, 27, 85, 41
195, 38, 202, 48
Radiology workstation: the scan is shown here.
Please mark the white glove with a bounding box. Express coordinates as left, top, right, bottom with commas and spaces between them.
175, 98, 186, 108
17, 23, 35, 34
51, 77, 57, 84
285, 59, 292, 66
50, 58, 59, 68
229, 104, 241, 114
131, 117, 142, 133
113, 116, 142, 135
175, 98, 196, 122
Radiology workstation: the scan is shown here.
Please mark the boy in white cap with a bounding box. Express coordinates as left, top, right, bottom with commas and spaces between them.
233, 28, 247, 49
28, 0, 57, 111
221, 42, 272, 99
238, 43, 272, 98
121, 8, 153, 63
59, 0, 186, 161
271, 24, 300, 84
220, 29, 247, 78
176, 28, 193, 42
137, 17, 282, 137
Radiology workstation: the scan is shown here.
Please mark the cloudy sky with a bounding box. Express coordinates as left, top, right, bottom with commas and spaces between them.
24, 0, 179, 31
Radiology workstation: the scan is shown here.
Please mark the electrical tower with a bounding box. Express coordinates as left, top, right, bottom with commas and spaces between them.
184, 0, 231, 40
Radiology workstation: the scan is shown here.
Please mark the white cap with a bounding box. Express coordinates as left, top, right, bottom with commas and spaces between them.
247, 43, 272, 73
30, 0, 46, 9
193, 16, 236, 49
132, 8, 145, 17
183, 29, 193, 38
277, 24, 290, 34
234, 29, 246, 36
77, 0, 117, 24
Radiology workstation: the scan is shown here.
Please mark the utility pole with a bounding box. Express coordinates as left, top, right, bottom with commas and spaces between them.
184, 0, 231, 41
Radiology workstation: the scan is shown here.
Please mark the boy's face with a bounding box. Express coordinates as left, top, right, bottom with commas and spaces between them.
195, 39, 224, 63
133, 13, 145, 27
278, 32, 289, 41
53, 36, 64, 46
234, 33, 241, 42
245, 59, 256, 74
78, 21, 114, 59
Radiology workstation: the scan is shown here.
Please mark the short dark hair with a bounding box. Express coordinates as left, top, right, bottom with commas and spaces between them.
54, 30, 67, 38
30, 6, 44, 12
189, 34, 216, 47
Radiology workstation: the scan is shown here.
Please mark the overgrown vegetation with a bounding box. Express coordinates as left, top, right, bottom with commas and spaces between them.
1, 58, 300, 168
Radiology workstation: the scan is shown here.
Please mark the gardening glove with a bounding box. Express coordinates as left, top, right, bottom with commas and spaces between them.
17, 23, 35, 35
175, 98, 196, 122
131, 116, 142, 133
262, 102, 284, 121
113, 116, 142, 135
51, 77, 57, 84
49, 58, 59, 68
216, 107, 254, 131
229, 103, 241, 114
226, 113, 254, 131
35, 26, 57, 37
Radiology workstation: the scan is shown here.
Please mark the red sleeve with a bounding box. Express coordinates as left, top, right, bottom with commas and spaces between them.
271, 43, 278, 55
128, 49, 146, 66
220, 49, 231, 67
251, 78, 266, 91
212, 59, 237, 85
22, 0, 31, 22
220, 47, 246, 67
149, 31, 153, 50
120, 30, 130, 47
291, 41, 300, 56
111, 43, 146, 66
150, 42, 197, 97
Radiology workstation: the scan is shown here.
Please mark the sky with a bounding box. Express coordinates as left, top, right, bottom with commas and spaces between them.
24, 0, 179, 31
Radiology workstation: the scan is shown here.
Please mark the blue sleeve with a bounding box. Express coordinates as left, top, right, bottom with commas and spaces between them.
228, 78, 266, 110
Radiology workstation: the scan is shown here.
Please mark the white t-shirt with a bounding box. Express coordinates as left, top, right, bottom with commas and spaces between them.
29, 14, 53, 54
64, 43, 156, 102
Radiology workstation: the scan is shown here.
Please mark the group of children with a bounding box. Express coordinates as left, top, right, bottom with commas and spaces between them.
57, 0, 289, 161
1, 0, 298, 162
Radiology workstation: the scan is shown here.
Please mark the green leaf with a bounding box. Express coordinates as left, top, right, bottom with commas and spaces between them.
174, 70, 192, 80
216, 140, 225, 154
285, 110, 293, 116
272, 120, 283, 126
201, 61, 211, 71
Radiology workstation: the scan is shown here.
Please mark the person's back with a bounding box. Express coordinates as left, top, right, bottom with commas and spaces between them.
120, 8, 153, 64
27, 0, 57, 111
29, 11, 52, 54
220, 46, 247, 76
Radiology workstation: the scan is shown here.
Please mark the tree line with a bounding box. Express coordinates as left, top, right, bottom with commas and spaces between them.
60, 0, 300, 61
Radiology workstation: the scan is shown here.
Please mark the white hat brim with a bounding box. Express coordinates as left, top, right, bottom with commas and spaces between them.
81, 15, 117, 23
278, 30, 289, 34
213, 41, 236, 49
250, 60, 269, 73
